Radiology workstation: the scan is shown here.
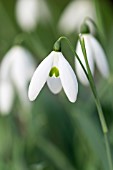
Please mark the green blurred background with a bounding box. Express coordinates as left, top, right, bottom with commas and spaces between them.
0, 0, 113, 170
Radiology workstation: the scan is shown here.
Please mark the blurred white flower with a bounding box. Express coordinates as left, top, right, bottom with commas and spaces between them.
58, 0, 96, 34
0, 46, 36, 115
75, 34, 109, 85
15, 0, 51, 31
28, 51, 78, 103
0, 81, 14, 115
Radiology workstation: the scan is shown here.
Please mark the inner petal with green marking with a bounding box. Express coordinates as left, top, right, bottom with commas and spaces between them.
49, 67, 59, 77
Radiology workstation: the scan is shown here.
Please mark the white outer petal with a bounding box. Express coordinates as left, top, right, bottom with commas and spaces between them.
58, 53, 78, 103
16, 0, 39, 31
89, 35, 109, 78
47, 77, 62, 94
10, 46, 36, 92
75, 34, 94, 86
0, 45, 35, 81
0, 45, 36, 109
58, 0, 95, 33
0, 47, 15, 80
0, 81, 14, 115
28, 52, 54, 101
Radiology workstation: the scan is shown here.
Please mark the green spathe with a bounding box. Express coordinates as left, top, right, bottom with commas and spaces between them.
80, 23, 90, 34
53, 40, 61, 52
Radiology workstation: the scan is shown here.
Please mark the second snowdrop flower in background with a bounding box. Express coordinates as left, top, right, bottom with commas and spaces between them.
75, 34, 109, 85
28, 51, 78, 103
58, 0, 96, 34
0, 46, 36, 115
16, 0, 51, 31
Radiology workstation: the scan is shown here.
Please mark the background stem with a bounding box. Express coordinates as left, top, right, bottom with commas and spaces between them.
56, 35, 113, 170
79, 35, 113, 170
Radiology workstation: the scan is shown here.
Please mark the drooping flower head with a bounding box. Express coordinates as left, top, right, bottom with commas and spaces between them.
0, 46, 35, 115
28, 50, 78, 103
58, 0, 96, 34
75, 33, 109, 85
15, 0, 51, 31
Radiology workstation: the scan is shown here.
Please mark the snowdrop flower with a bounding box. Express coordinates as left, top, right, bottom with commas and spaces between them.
0, 46, 36, 115
58, 0, 96, 34
28, 51, 78, 103
16, 0, 51, 31
75, 34, 109, 85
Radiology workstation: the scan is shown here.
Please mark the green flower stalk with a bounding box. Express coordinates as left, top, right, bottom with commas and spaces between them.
54, 35, 112, 170
79, 34, 113, 170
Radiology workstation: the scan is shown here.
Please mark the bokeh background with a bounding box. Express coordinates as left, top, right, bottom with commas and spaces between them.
0, 0, 113, 170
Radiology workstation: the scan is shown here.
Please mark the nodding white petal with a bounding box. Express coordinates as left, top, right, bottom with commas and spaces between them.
47, 77, 62, 94
58, 53, 78, 103
0, 45, 36, 107
58, 0, 95, 33
0, 81, 14, 115
0, 45, 35, 83
28, 52, 54, 101
89, 35, 109, 78
75, 35, 94, 85
10, 46, 36, 91
0, 47, 15, 80
16, 0, 39, 31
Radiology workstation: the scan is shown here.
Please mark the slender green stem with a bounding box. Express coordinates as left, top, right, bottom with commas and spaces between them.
95, 97, 108, 133
79, 34, 108, 133
79, 34, 113, 170
83, 17, 106, 46
104, 133, 113, 170
56, 36, 89, 79
55, 35, 113, 170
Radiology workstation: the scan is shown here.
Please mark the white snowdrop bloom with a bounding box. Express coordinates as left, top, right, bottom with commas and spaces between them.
75, 34, 109, 85
0, 80, 14, 115
58, 0, 95, 34
0, 46, 36, 114
16, 0, 51, 31
28, 51, 78, 103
